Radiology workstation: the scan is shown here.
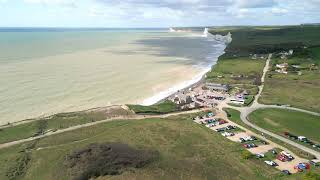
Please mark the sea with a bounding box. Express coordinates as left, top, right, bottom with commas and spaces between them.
0, 28, 226, 125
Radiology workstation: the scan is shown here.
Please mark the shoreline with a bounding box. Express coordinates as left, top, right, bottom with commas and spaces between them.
1, 32, 229, 127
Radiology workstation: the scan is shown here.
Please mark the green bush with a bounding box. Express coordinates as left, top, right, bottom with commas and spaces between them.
241, 150, 254, 160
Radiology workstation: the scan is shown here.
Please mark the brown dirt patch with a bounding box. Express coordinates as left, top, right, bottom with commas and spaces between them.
65, 143, 158, 180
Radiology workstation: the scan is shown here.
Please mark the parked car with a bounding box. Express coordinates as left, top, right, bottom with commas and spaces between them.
250, 143, 257, 148
261, 140, 269, 145
206, 124, 215, 128
264, 160, 278, 166
271, 149, 278, 155
313, 144, 320, 149
221, 132, 235, 137
218, 119, 228, 125
309, 160, 320, 167
226, 125, 236, 130
277, 154, 288, 162
282, 170, 291, 175
256, 153, 265, 158
251, 136, 257, 140
215, 128, 226, 132
280, 151, 294, 161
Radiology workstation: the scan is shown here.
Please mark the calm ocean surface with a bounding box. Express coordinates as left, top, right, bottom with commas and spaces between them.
0, 28, 226, 124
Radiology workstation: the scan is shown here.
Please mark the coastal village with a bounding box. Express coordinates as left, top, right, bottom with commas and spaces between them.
164, 49, 320, 174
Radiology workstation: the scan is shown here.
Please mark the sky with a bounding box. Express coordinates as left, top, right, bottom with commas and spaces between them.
0, 0, 320, 27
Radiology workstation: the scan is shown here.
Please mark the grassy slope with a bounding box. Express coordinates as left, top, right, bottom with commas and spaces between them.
206, 58, 265, 84
0, 111, 108, 144
248, 108, 320, 143
127, 100, 178, 114
0, 114, 286, 180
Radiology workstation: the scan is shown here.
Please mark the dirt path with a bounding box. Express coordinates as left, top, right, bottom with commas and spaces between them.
0, 108, 208, 149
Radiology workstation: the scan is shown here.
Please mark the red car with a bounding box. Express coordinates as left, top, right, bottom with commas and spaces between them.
219, 119, 228, 124
243, 144, 250, 148
277, 154, 287, 162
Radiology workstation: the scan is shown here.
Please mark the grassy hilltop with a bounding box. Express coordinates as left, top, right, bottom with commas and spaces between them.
208, 25, 320, 111
0, 114, 285, 180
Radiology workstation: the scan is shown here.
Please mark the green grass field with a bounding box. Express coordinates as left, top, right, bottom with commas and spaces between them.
248, 108, 320, 143
260, 57, 320, 112
0, 109, 130, 144
0, 113, 291, 180
206, 57, 265, 95
127, 100, 179, 114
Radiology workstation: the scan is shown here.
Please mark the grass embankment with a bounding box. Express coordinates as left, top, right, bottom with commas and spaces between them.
0, 113, 287, 180
0, 108, 132, 144
223, 108, 246, 127
248, 108, 320, 143
127, 100, 179, 114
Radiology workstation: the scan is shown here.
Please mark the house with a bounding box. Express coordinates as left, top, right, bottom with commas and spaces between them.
230, 98, 245, 105
275, 63, 289, 74
289, 50, 294, 55
186, 96, 193, 104
275, 69, 288, 74
251, 54, 257, 60
276, 63, 288, 69
206, 83, 230, 92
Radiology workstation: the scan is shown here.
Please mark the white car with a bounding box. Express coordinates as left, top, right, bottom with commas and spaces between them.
206, 124, 215, 128
264, 160, 277, 166
256, 153, 265, 158
221, 132, 235, 137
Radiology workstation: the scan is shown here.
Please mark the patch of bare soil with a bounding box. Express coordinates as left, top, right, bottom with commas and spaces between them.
65, 143, 158, 180
263, 118, 280, 127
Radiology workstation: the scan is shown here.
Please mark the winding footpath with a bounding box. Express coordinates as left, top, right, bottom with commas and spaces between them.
0, 108, 208, 149
226, 54, 320, 159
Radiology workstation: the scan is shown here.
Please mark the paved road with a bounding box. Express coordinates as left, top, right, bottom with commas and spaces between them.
228, 54, 320, 159
0, 108, 208, 149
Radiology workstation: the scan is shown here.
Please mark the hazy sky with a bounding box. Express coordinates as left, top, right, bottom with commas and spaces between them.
1, 0, 320, 27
